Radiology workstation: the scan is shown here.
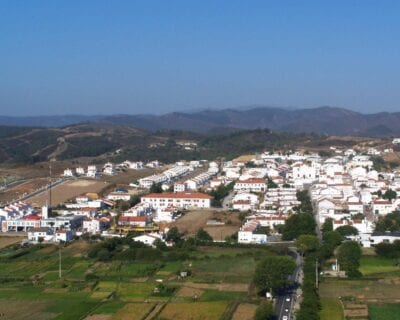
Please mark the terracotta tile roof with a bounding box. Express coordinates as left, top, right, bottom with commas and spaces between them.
142, 192, 213, 199
236, 178, 266, 184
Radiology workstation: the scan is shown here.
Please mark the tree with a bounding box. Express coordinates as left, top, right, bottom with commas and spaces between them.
336, 241, 362, 277
150, 182, 163, 193
295, 190, 313, 213
335, 225, 359, 237
321, 218, 333, 234
319, 231, 342, 260
383, 189, 397, 202
209, 182, 234, 207
195, 228, 213, 242
254, 301, 274, 320
97, 248, 112, 261
153, 238, 167, 250
375, 240, 400, 258
253, 256, 296, 295
267, 178, 278, 189
166, 227, 183, 243
129, 195, 141, 207
375, 211, 400, 232
295, 235, 320, 255
282, 213, 316, 241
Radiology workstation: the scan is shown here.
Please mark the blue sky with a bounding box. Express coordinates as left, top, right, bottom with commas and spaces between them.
1, 1, 400, 116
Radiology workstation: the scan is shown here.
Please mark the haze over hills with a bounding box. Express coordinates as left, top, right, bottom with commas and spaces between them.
1, 106, 400, 136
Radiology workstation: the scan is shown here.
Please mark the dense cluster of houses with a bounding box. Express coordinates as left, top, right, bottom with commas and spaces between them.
0, 193, 113, 243
4, 145, 400, 248
230, 148, 400, 245
62, 160, 163, 179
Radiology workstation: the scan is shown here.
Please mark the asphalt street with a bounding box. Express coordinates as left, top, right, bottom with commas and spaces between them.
274, 249, 302, 320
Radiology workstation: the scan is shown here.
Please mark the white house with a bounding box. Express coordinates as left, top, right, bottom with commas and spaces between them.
55, 229, 74, 242
154, 207, 179, 223
73, 168, 84, 176
133, 233, 163, 247
174, 182, 186, 192
63, 169, 74, 177
351, 232, 400, 248
372, 200, 394, 215
28, 227, 54, 242
103, 162, 116, 176
107, 192, 131, 202
333, 218, 374, 234
238, 220, 267, 244
83, 217, 110, 234
232, 200, 252, 211
87, 165, 98, 178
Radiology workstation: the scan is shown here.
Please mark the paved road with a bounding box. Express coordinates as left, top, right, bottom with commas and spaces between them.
275, 249, 302, 320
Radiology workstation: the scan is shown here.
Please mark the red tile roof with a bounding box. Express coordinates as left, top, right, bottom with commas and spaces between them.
119, 216, 148, 222
236, 178, 266, 184
142, 192, 213, 199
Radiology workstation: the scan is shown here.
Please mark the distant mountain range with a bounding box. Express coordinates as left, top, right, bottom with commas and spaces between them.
1, 106, 400, 136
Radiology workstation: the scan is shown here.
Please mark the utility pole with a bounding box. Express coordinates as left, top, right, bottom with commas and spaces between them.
49, 164, 52, 210
59, 246, 62, 279
315, 259, 319, 289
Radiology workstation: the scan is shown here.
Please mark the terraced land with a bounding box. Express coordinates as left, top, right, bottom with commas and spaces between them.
0, 240, 273, 319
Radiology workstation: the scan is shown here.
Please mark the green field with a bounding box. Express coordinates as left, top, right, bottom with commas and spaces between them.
369, 304, 400, 320
0, 240, 270, 319
319, 298, 343, 320
360, 256, 400, 276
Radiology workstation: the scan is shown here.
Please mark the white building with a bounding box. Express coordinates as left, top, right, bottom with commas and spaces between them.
133, 233, 164, 247
351, 232, 400, 248
174, 182, 186, 192
107, 192, 131, 201
103, 162, 116, 176
372, 200, 394, 215
238, 220, 267, 244
76, 167, 85, 176
28, 227, 54, 242
87, 165, 98, 178
234, 178, 267, 193
63, 169, 74, 177
141, 192, 213, 209
82, 217, 110, 234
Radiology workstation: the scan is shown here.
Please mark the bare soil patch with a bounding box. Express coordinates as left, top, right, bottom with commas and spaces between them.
0, 178, 49, 204
172, 210, 240, 239
0, 300, 55, 320
0, 236, 22, 249
172, 210, 214, 236
231, 303, 257, 320
27, 179, 109, 206
176, 286, 205, 298
204, 225, 240, 241
85, 315, 112, 320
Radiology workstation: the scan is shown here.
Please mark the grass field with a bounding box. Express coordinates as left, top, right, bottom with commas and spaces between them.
112, 303, 155, 320
369, 304, 400, 320
319, 278, 400, 303
157, 302, 228, 320
0, 240, 271, 319
360, 256, 400, 276
319, 298, 343, 320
